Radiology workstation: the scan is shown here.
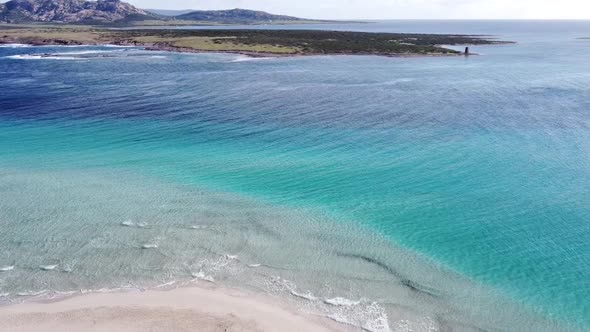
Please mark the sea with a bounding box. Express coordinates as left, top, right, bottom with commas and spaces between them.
0, 20, 589, 331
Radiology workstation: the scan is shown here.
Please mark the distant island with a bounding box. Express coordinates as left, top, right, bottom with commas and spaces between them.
0, 25, 512, 57
0, 0, 340, 25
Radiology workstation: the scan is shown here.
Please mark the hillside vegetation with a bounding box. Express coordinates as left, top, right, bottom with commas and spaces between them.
0, 25, 511, 57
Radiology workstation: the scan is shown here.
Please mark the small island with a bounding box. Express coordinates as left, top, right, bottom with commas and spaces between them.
0, 25, 511, 57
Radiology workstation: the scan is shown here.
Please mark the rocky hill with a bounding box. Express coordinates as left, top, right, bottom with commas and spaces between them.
0, 0, 324, 25
174, 8, 312, 24
0, 0, 154, 23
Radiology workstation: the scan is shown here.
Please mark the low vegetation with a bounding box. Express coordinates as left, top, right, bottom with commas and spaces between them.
0, 25, 512, 57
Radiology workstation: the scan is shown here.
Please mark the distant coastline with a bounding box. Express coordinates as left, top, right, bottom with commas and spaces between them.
0, 0, 362, 27
0, 25, 513, 58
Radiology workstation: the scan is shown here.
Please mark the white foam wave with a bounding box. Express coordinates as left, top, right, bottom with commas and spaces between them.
121, 220, 149, 228
265, 276, 296, 293
5, 55, 41, 60
248, 263, 262, 268
209, 254, 237, 269
40, 264, 58, 271
324, 297, 361, 307
103, 44, 134, 48
17, 290, 47, 297
0, 43, 32, 48
324, 301, 391, 332
265, 276, 390, 332
5, 54, 81, 60
53, 50, 117, 55
155, 280, 177, 288
141, 243, 158, 249
52, 290, 78, 297
191, 271, 215, 283
0, 266, 14, 272
290, 290, 318, 301
53, 44, 92, 47
230, 56, 274, 62
187, 254, 240, 284
121, 220, 135, 227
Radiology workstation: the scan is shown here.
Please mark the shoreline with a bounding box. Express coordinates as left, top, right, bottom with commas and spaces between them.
0, 284, 355, 332
0, 166, 570, 332
143, 44, 468, 58
0, 25, 513, 58
0, 40, 471, 58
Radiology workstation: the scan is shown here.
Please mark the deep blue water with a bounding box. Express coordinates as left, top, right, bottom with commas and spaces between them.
1, 20, 590, 331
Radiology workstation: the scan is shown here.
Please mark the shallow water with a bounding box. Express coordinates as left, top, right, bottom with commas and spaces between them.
1, 21, 590, 331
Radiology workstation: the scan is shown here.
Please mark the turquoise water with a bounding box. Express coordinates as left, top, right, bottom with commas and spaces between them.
1, 21, 590, 331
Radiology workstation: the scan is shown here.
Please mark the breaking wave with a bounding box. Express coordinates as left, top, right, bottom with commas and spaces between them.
4, 54, 81, 60
0, 43, 32, 48
265, 276, 392, 332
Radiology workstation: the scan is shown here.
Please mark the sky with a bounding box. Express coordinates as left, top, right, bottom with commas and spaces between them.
126, 0, 590, 20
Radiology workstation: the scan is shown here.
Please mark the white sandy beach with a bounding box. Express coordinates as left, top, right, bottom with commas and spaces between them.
0, 286, 353, 332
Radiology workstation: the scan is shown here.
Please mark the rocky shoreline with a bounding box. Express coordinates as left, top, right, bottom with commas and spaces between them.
0, 26, 513, 58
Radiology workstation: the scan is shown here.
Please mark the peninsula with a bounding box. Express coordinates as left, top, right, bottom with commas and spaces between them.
0, 25, 511, 57
0, 0, 513, 57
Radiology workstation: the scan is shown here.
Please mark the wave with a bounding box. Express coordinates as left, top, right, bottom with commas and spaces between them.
324, 297, 361, 306
53, 50, 119, 56
230, 56, 274, 63
0, 252, 241, 302
325, 309, 391, 332
265, 276, 391, 332
4, 54, 81, 60
121, 220, 135, 227
17, 290, 47, 297
0, 43, 32, 48
191, 271, 215, 283
187, 254, 240, 284
154, 280, 177, 288
322, 300, 392, 332
0, 254, 392, 332
0, 266, 14, 272
40, 264, 58, 271
52, 290, 79, 297
121, 220, 149, 228
102, 44, 135, 48
289, 290, 318, 301
189, 225, 208, 230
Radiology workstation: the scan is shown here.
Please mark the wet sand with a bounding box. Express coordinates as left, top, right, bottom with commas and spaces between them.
0, 285, 353, 332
